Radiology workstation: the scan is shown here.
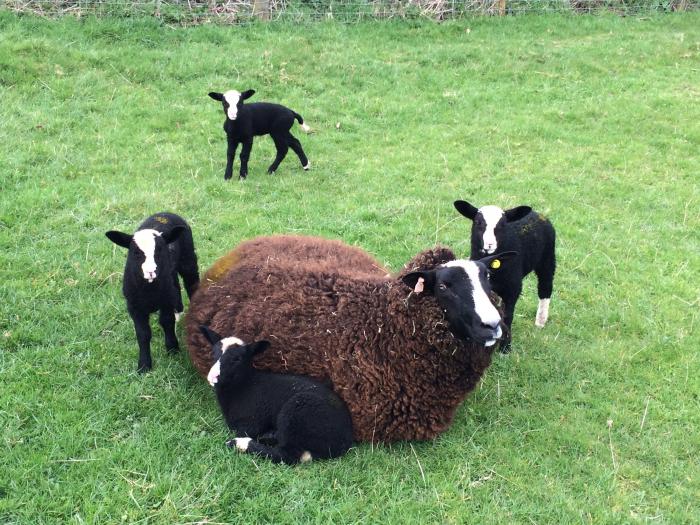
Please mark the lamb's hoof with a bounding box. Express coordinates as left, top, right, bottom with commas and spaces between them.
227, 437, 252, 451
166, 345, 179, 355
267, 169, 276, 175
137, 363, 152, 374
238, 175, 246, 181
175, 311, 183, 322
302, 162, 310, 171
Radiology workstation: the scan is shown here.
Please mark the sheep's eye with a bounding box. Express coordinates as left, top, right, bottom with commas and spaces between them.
438, 283, 448, 290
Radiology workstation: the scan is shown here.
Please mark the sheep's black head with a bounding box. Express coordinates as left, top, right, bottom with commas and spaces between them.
199, 325, 270, 387
208, 89, 255, 121
106, 227, 185, 283
402, 252, 517, 347
454, 200, 531, 255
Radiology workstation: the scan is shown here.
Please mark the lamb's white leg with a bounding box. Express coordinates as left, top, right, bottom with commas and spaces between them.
231, 437, 252, 451
535, 298, 551, 328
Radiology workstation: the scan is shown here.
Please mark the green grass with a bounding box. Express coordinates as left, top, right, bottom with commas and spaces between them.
1, 11, 699, 524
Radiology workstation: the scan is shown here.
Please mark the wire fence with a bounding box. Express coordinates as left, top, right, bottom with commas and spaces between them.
2, 0, 697, 23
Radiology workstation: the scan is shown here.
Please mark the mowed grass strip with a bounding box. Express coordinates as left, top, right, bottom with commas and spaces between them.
0, 11, 698, 524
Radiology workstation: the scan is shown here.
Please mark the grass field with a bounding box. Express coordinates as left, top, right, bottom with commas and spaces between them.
1, 10, 699, 524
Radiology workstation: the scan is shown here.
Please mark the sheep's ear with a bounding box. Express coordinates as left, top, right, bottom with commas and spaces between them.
249, 340, 270, 356
163, 226, 185, 244
105, 230, 133, 248
504, 206, 531, 222
454, 200, 479, 220
200, 325, 223, 346
208, 92, 224, 101
478, 251, 518, 272
240, 89, 255, 100
401, 271, 436, 294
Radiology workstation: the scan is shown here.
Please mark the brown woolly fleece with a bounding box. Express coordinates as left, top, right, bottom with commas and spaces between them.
186, 235, 496, 443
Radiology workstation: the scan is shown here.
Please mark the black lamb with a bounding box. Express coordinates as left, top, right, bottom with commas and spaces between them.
208, 89, 310, 180
106, 212, 199, 372
200, 326, 353, 465
454, 200, 556, 352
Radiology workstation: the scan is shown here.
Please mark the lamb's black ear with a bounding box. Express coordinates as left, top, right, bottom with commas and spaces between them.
200, 325, 223, 346
454, 200, 479, 220
478, 251, 519, 272
163, 226, 185, 244
208, 92, 224, 101
105, 230, 132, 248
249, 340, 270, 356
504, 206, 531, 222
240, 89, 255, 100
401, 271, 436, 294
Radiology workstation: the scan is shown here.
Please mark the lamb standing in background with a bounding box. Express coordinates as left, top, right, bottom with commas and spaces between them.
454, 200, 556, 352
106, 212, 199, 373
208, 89, 311, 180
186, 235, 516, 442
201, 326, 353, 465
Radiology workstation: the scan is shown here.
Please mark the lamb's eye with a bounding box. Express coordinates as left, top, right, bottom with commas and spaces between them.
438, 283, 447, 290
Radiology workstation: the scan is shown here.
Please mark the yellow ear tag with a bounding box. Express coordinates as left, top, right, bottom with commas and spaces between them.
490, 259, 501, 269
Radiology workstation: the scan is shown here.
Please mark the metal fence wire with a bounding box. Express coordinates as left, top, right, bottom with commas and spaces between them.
2, 0, 697, 23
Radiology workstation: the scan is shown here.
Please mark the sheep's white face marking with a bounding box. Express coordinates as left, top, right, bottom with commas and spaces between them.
221, 336, 245, 352
223, 90, 241, 121
535, 298, 551, 328
443, 260, 502, 346
207, 336, 246, 386
207, 360, 221, 386
479, 206, 504, 255
133, 229, 161, 282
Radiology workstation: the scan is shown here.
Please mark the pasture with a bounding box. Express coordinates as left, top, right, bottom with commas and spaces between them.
1, 11, 699, 524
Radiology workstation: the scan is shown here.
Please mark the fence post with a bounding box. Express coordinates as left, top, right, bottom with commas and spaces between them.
498, 0, 506, 15
253, 0, 271, 19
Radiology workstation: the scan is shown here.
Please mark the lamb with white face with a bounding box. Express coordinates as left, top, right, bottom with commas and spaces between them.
453, 199, 556, 352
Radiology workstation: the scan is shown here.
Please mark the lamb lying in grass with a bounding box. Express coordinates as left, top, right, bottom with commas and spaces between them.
201, 326, 353, 465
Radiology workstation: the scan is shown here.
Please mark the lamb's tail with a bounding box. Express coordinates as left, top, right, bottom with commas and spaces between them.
293, 112, 312, 134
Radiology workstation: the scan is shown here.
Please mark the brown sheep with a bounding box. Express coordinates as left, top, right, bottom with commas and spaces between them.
186, 235, 511, 443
